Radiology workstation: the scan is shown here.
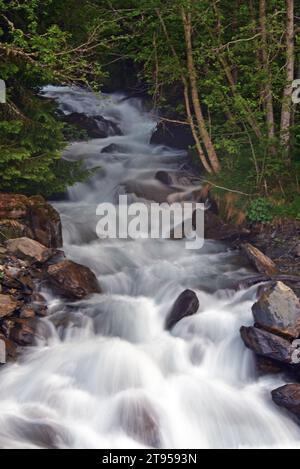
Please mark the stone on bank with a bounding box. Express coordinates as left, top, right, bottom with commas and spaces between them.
272, 384, 300, 418
47, 260, 101, 300
0, 193, 101, 362
252, 281, 300, 339
5, 237, 53, 264
0, 193, 62, 248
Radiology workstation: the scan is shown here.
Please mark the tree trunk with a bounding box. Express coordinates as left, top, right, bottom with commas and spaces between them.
181, 7, 221, 173
155, 8, 213, 173
259, 0, 275, 142
232, 0, 241, 85
280, 0, 294, 155
183, 84, 213, 174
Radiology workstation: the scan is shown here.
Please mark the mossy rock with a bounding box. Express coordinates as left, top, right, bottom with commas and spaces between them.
0, 220, 33, 243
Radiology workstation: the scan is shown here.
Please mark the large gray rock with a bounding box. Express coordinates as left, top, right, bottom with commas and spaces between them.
6, 237, 53, 264
63, 112, 122, 139
166, 290, 199, 330
240, 326, 294, 364
252, 282, 300, 339
47, 260, 101, 300
272, 384, 300, 418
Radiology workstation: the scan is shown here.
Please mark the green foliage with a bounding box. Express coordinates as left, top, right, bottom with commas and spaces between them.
0, 0, 110, 197
0, 0, 300, 215
0, 94, 90, 196
247, 198, 273, 223
273, 195, 300, 221
100, 0, 300, 222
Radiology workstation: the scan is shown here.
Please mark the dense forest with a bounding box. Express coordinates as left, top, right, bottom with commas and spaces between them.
0, 0, 299, 221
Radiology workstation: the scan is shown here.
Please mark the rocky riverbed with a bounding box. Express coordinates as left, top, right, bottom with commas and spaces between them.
0, 193, 101, 364
1, 91, 300, 447
1, 186, 299, 426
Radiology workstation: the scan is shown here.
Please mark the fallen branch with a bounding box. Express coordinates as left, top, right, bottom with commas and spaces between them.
158, 116, 190, 126
202, 179, 254, 197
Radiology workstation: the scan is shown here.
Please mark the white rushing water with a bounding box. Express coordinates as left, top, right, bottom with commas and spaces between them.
0, 87, 300, 449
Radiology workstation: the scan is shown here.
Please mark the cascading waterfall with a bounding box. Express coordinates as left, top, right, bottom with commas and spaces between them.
0, 87, 299, 449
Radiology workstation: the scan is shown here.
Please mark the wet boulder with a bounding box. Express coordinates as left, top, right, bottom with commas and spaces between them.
116, 394, 162, 448
9, 416, 71, 449
240, 326, 294, 364
29, 293, 48, 317
63, 112, 122, 139
155, 170, 197, 188
0, 220, 33, 244
47, 260, 101, 300
5, 237, 53, 264
272, 384, 300, 418
0, 294, 18, 319
150, 121, 194, 150
256, 356, 282, 375
28, 196, 63, 248
166, 289, 199, 330
101, 143, 126, 154
10, 318, 37, 346
155, 170, 174, 186
1, 264, 34, 296
20, 305, 36, 319
17, 272, 35, 295
252, 282, 300, 339
0, 193, 62, 248
242, 243, 278, 276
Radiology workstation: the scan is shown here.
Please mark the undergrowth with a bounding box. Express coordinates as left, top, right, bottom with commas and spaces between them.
190, 143, 300, 224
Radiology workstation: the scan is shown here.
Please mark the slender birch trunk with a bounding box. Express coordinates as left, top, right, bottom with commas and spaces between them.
182, 7, 221, 173
155, 8, 213, 173
280, 0, 294, 155
259, 0, 275, 142
183, 84, 213, 174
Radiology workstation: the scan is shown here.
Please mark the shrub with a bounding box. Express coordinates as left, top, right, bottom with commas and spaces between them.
247, 198, 273, 223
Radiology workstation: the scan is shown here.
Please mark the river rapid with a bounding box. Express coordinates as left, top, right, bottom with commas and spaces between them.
0, 87, 299, 449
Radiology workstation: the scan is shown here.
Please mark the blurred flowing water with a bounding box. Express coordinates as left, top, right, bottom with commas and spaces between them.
0, 87, 299, 449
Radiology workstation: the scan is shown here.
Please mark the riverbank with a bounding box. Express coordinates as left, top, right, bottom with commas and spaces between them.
0, 193, 101, 364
